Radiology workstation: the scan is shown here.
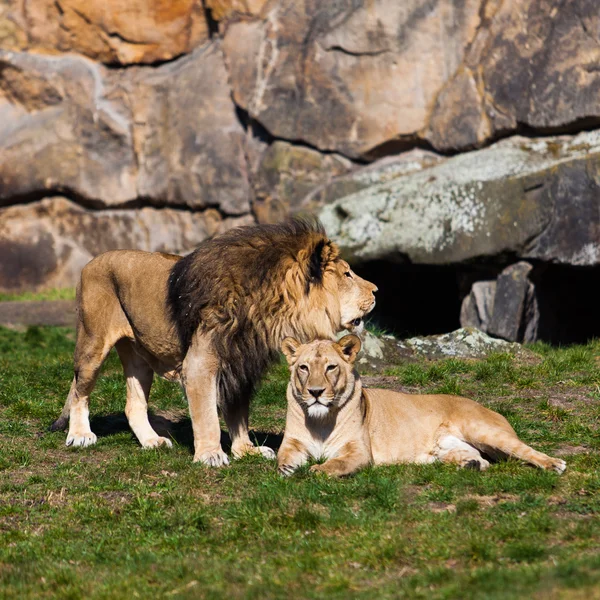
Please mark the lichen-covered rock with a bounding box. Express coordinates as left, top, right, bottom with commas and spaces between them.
0, 0, 208, 65
320, 131, 600, 266
223, 0, 482, 159
395, 328, 530, 360
0, 197, 253, 292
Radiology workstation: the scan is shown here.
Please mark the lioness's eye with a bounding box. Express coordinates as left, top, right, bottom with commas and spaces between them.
344, 271, 352, 278
326, 365, 337, 372
298, 365, 309, 372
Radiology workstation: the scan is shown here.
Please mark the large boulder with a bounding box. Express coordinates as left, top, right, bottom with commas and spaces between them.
0, 197, 253, 292
223, 0, 482, 159
0, 0, 208, 65
0, 42, 251, 214
427, 0, 600, 151
320, 131, 600, 266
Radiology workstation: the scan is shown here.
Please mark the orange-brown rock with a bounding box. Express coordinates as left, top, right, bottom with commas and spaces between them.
1, 0, 208, 65
205, 0, 268, 21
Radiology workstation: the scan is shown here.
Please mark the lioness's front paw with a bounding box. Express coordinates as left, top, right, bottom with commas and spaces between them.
142, 436, 173, 449
310, 463, 332, 476
193, 448, 230, 467
549, 458, 567, 474
66, 431, 97, 448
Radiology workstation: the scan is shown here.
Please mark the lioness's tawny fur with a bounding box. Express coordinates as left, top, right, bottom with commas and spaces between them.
52, 220, 377, 466
278, 336, 566, 477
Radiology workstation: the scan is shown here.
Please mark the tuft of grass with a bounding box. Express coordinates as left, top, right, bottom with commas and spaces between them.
1, 325, 600, 598
0, 287, 76, 302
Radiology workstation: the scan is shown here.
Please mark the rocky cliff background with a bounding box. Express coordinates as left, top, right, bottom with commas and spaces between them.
2, 0, 600, 343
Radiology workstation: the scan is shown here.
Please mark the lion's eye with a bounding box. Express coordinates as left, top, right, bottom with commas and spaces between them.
344, 271, 352, 278
298, 364, 309, 372
326, 365, 337, 372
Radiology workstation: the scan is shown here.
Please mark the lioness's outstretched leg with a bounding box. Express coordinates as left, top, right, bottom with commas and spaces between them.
466, 423, 566, 473
114, 340, 172, 449
222, 399, 276, 460
182, 338, 229, 467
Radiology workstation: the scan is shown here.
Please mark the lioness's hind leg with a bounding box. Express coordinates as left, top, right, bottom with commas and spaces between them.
470, 429, 566, 474
115, 340, 172, 449
436, 435, 490, 471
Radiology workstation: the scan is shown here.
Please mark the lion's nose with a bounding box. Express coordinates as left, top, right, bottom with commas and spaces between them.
308, 387, 325, 399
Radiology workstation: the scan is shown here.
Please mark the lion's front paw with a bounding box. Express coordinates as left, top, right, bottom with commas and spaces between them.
278, 464, 297, 477
194, 448, 230, 467
142, 436, 173, 449
310, 463, 332, 476
232, 443, 276, 460
66, 431, 97, 448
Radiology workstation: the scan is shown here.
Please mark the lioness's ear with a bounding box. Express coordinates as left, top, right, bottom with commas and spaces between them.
281, 337, 301, 363
337, 334, 361, 364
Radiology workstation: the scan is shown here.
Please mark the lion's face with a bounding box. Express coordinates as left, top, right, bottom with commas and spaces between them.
282, 335, 361, 419
326, 260, 377, 334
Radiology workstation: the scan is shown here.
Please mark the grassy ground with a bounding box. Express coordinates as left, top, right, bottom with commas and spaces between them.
0, 288, 76, 303
1, 326, 599, 599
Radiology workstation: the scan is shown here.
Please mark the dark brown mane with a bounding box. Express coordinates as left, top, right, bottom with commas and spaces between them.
167, 218, 336, 408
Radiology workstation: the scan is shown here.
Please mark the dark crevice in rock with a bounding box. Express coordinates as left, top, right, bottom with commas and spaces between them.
363, 136, 443, 161
233, 102, 368, 164
359, 258, 600, 346
202, 2, 220, 38
0, 188, 249, 218
325, 45, 391, 57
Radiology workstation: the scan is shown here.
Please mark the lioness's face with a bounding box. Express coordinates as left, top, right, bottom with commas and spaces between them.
329, 260, 377, 334
282, 335, 361, 419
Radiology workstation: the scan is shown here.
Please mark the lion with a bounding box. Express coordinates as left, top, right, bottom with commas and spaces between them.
51, 220, 377, 466
278, 336, 566, 477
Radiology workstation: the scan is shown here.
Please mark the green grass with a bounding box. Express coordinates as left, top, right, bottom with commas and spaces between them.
0, 288, 76, 302
1, 326, 600, 599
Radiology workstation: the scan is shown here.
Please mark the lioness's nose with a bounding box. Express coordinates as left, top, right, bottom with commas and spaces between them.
308, 387, 325, 399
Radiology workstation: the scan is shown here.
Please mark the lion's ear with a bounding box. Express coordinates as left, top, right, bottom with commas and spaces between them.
337, 334, 361, 364
282, 337, 301, 363
309, 240, 327, 284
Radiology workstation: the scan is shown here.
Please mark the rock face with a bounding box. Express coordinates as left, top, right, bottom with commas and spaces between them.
0, 43, 251, 214
320, 131, 600, 266
427, 0, 600, 151
0, 197, 252, 291
223, 0, 483, 159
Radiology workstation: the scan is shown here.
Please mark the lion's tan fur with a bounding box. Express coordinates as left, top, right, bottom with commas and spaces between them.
278, 337, 566, 477
53, 222, 377, 466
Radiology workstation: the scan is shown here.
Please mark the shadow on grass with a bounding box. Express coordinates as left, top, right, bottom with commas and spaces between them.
84, 412, 283, 454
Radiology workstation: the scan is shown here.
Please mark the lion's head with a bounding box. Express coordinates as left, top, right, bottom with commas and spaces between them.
282, 335, 362, 419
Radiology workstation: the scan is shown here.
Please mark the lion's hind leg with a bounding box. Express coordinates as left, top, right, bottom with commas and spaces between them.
435, 435, 490, 471
115, 340, 172, 449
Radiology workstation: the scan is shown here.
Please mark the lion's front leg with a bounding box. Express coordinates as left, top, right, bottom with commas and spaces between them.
310, 442, 371, 477
181, 340, 229, 467
223, 399, 276, 461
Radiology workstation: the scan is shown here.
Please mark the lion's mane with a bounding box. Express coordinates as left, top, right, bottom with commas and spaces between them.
167, 219, 339, 408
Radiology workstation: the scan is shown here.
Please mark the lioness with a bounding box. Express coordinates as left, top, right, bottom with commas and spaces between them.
51, 220, 377, 466
278, 336, 566, 476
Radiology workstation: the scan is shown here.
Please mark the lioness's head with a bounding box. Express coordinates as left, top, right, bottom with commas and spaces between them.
282, 335, 362, 419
